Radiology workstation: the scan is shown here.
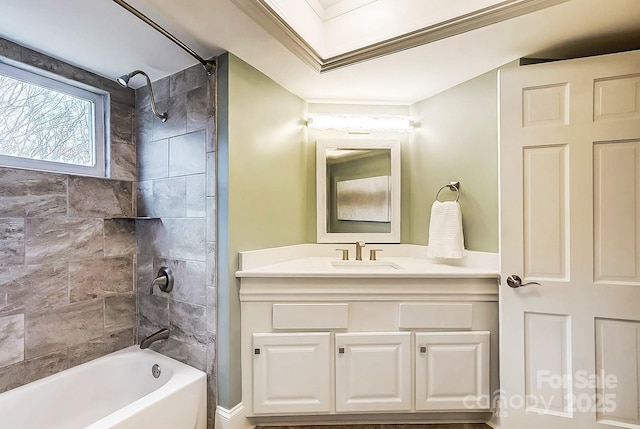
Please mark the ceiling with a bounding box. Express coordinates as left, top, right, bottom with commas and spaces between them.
1, 0, 639, 104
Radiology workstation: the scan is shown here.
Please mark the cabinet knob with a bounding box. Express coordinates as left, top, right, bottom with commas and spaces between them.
338, 347, 345, 354
420, 346, 427, 353
254, 348, 260, 355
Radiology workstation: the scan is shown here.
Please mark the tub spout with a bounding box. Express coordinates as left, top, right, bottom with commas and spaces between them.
140, 328, 170, 349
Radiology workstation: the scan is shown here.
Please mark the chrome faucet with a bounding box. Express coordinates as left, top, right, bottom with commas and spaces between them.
140, 328, 169, 349
355, 241, 366, 261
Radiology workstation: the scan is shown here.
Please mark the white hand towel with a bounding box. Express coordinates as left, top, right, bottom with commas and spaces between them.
427, 200, 465, 259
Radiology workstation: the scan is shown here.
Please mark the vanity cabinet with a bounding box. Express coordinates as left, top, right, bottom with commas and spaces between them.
335, 332, 411, 412
252, 333, 331, 414
415, 331, 490, 411
237, 248, 499, 424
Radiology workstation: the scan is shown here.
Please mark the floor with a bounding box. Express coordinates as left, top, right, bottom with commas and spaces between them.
257, 425, 491, 429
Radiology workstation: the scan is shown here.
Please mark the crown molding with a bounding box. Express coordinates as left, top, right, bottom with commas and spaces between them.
231, 0, 569, 73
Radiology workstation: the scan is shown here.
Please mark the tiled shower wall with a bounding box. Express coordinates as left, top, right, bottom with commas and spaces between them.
0, 38, 137, 392
135, 63, 217, 427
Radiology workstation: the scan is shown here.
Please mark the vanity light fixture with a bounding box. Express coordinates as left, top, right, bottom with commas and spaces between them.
307, 114, 414, 133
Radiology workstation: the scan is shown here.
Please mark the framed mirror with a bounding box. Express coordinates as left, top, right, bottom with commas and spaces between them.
316, 139, 400, 243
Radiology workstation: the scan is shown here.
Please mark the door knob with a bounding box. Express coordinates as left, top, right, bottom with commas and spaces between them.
506, 275, 541, 288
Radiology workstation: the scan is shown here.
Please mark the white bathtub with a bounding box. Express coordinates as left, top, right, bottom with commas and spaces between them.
0, 346, 207, 429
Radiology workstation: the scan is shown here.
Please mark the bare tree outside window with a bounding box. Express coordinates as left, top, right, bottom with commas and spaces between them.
0, 74, 94, 166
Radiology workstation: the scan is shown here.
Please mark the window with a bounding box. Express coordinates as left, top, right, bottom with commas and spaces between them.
0, 62, 108, 177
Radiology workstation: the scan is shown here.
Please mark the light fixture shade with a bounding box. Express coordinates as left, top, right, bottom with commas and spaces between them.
307, 114, 414, 133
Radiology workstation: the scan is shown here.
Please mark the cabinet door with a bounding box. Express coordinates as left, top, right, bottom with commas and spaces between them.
335, 332, 411, 412
415, 331, 490, 411
252, 333, 331, 414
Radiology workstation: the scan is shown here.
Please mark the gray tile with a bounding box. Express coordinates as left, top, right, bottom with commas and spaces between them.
135, 105, 154, 147
0, 168, 67, 217
0, 37, 22, 62
110, 101, 134, 145
137, 292, 169, 335
153, 258, 206, 305
206, 333, 217, 424
69, 257, 134, 302
20, 47, 133, 106
68, 177, 133, 217
207, 286, 216, 333
169, 130, 206, 177
153, 94, 187, 141
136, 180, 154, 218
171, 63, 208, 97
168, 218, 206, 261
186, 174, 206, 218
206, 242, 216, 287
187, 85, 213, 133
0, 263, 69, 315
67, 328, 134, 368
138, 177, 187, 219
0, 349, 68, 394
138, 139, 169, 180
206, 197, 216, 242
206, 152, 216, 197
136, 218, 169, 258
153, 337, 207, 372
169, 300, 207, 345
0, 314, 24, 368
104, 293, 136, 331
104, 219, 136, 257
136, 75, 170, 109
25, 218, 103, 263
135, 253, 153, 294
110, 142, 136, 181
25, 299, 104, 359
152, 177, 187, 218
0, 218, 24, 265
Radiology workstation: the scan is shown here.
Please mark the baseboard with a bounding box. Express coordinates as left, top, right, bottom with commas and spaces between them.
215, 403, 253, 429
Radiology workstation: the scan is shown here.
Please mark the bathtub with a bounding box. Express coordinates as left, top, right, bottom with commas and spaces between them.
0, 345, 207, 429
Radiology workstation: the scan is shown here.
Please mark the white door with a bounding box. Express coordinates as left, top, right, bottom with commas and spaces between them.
252, 333, 331, 414
500, 50, 640, 429
415, 331, 490, 411
335, 332, 411, 412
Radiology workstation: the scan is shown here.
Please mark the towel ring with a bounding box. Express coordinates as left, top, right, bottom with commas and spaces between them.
435, 182, 460, 202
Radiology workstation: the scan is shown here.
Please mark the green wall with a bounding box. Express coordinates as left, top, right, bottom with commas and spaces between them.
218, 64, 499, 409
408, 70, 499, 252
217, 53, 309, 408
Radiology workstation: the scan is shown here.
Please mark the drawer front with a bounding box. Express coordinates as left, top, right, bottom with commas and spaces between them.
398, 303, 473, 329
273, 303, 349, 329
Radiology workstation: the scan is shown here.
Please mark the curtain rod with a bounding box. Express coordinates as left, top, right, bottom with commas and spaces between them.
112, 0, 216, 75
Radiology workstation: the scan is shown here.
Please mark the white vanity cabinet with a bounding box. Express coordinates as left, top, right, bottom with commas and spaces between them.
252, 332, 331, 414
335, 332, 411, 412
415, 331, 490, 411
237, 245, 499, 424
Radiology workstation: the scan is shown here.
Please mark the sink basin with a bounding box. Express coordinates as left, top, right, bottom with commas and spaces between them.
331, 260, 403, 270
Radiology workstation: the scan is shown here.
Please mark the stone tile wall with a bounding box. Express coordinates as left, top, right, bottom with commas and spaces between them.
0, 38, 137, 392
135, 62, 217, 428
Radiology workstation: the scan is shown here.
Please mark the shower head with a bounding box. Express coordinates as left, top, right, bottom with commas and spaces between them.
115, 70, 168, 122
116, 74, 131, 87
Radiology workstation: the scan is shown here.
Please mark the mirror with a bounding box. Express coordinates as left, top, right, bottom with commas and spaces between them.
316, 139, 400, 243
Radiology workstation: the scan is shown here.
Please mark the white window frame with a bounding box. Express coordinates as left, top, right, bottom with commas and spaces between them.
0, 61, 109, 178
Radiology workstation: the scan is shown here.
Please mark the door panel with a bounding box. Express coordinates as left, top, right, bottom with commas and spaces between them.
523, 145, 568, 279
595, 318, 640, 427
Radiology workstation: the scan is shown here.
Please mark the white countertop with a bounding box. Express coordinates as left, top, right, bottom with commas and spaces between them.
235, 244, 499, 279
